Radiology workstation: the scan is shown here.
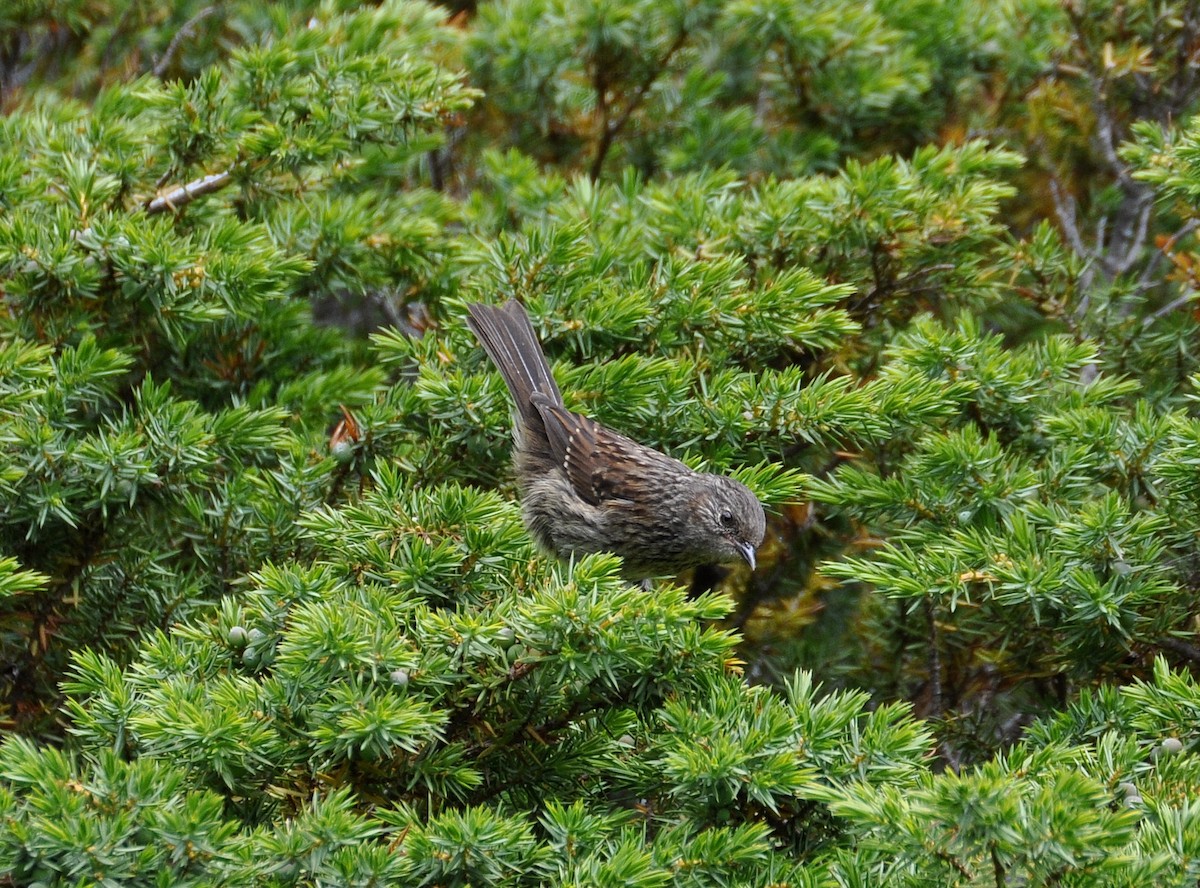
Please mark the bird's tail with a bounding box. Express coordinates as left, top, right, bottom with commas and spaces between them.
466, 300, 563, 431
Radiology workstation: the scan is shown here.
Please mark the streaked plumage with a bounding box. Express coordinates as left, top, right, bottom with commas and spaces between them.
467, 299, 765, 579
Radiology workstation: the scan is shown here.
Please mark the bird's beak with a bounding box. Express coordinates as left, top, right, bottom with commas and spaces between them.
737, 541, 757, 572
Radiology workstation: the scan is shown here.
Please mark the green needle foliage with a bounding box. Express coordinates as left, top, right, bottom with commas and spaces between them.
3, 0, 1200, 885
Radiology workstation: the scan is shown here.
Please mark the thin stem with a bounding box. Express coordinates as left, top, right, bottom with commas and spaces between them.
152, 6, 218, 79
589, 27, 690, 181
145, 169, 233, 214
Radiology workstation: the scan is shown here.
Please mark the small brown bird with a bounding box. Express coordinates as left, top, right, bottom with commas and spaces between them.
467, 299, 765, 579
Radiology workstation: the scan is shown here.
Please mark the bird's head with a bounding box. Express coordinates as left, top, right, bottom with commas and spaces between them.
694, 474, 766, 570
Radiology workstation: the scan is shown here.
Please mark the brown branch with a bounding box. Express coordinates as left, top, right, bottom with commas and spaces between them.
145, 169, 233, 215
991, 841, 1007, 888
925, 597, 943, 719
1140, 219, 1200, 313
1107, 192, 1155, 277
1047, 175, 1091, 263
933, 848, 974, 881
588, 26, 691, 182
152, 6, 219, 79
1143, 218, 1199, 282
1157, 635, 1200, 666
588, 57, 612, 184
1088, 81, 1135, 189
1061, 3, 1135, 189
1046, 172, 1101, 322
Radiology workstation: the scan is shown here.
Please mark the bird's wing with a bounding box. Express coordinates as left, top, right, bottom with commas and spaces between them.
530, 394, 653, 506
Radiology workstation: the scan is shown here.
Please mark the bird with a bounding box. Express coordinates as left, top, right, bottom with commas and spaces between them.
466, 299, 765, 579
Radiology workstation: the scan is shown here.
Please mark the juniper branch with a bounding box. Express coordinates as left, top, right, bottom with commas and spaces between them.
145, 169, 233, 215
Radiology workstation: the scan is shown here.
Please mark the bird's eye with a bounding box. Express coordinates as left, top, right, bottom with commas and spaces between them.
719, 509, 734, 527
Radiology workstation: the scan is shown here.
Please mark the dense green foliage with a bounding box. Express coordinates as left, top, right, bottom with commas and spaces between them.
3, 0, 1200, 884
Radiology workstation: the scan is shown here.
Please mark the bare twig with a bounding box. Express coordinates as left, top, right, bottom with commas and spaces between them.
1094, 211, 1108, 254
1048, 175, 1091, 262
152, 6, 219, 79
145, 169, 233, 214
1147, 289, 1199, 325
589, 59, 612, 183
1061, 3, 1135, 190
427, 124, 468, 193
1158, 636, 1200, 666
1138, 218, 1199, 297
1047, 174, 1100, 320
892, 263, 957, 290
1089, 81, 1136, 189
925, 597, 943, 718
1109, 192, 1155, 277
589, 26, 691, 181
